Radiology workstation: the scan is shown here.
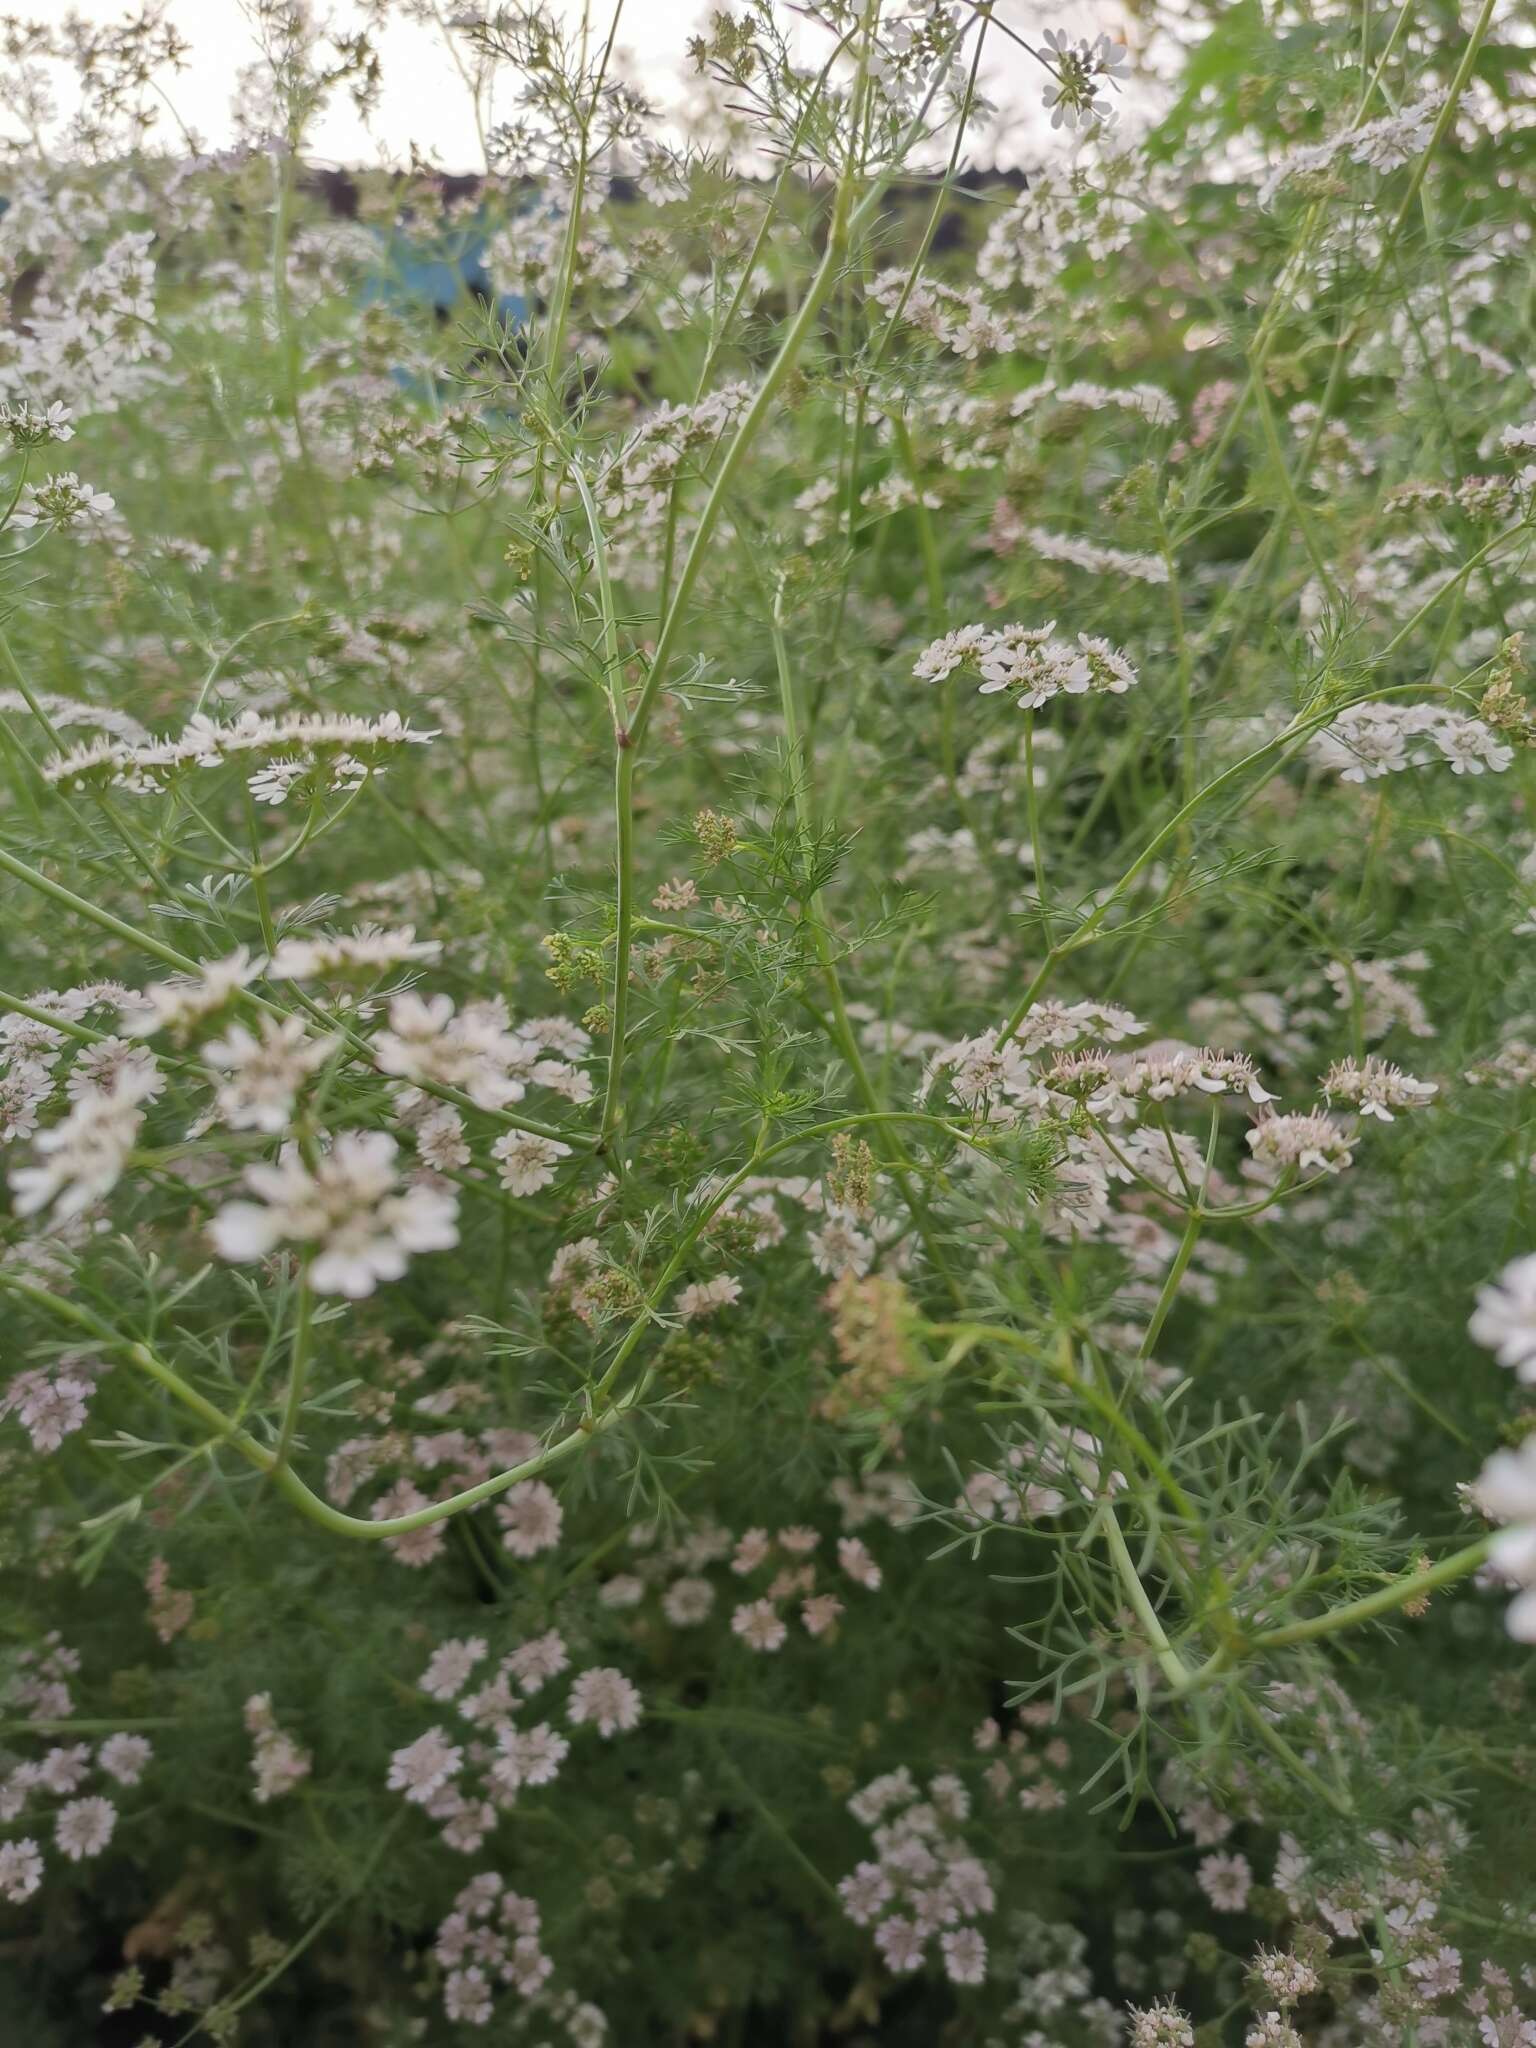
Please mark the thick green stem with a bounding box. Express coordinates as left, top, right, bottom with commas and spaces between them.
1247, 1537, 1493, 1650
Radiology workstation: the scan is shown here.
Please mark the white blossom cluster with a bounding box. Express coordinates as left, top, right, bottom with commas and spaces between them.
1258, 88, 1450, 208
1307, 700, 1513, 782
913, 621, 1138, 706
42, 708, 440, 803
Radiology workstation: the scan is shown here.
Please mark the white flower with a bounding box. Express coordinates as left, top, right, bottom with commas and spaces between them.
1309, 700, 1512, 783
940, 1925, 987, 1985
12, 472, 115, 530
9, 1065, 158, 1218
1040, 29, 1126, 130
1244, 1109, 1354, 1178
96, 1733, 152, 1785
1322, 1056, 1437, 1122
567, 1667, 642, 1737
1469, 1255, 1536, 1379
1196, 1851, 1252, 1912
444, 1966, 493, 2024
1128, 2003, 1195, 2048
65, 1037, 161, 1104
1, 399, 74, 446
54, 1795, 116, 1861
0, 1838, 43, 1902
491, 1129, 572, 1197
209, 1130, 460, 1297
1473, 1439, 1536, 1524
912, 620, 1139, 708
123, 948, 262, 1038
202, 1015, 338, 1133
267, 925, 442, 979
808, 1216, 874, 1278
372, 991, 540, 1111
493, 1721, 569, 1792
662, 1576, 715, 1626
875, 1915, 925, 1972
410, 1102, 470, 1172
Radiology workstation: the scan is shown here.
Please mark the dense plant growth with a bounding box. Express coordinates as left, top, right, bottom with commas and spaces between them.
3, 1, 1536, 2041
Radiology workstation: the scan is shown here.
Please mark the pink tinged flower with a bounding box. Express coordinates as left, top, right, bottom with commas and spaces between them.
662, 1576, 715, 1626
373, 1481, 447, 1568
1197, 1851, 1253, 1912
506, 1630, 569, 1693
37, 1744, 92, 1794
838, 1536, 882, 1589
801, 1593, 844, 1637
597, 1573, 645, 1610
730, 1599, 787, 1652
441, 1799, 493, 1853
567, 1667, 642, 1738
0, 1837, 43, 1902
96, 1733, 152, 1786
674, 1274, 742, 1319
493, 1722, 570, 1795
387, 1727, 464, 1805
1409, 1945, 1463, 1999
940, 1926, 988, 1986
875, 1914, 925, 1973
499, 1888, 541, 1935
731, 1527, 772, 1574
245, 1694, 312, 1804
837, 1861, 892, 1927
443, 1965, 494, 2024
495, 1480, 563, 1558
507, 1934, 553, 1995
456, 1872, 504, 1920
945, 1857, 994, 1916
54, 1796, 116, 1862
0, 1367, 96, 1454
420, 1637, 489, 1702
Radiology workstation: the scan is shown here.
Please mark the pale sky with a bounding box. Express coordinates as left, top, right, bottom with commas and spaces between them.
20, 1, 1163, 173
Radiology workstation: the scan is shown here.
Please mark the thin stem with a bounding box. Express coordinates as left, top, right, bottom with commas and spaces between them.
273, 1265, 314, 1480
0, 1111, 976, 1544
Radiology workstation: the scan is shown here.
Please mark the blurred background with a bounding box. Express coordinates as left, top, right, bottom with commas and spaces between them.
7, 0, 1177, 170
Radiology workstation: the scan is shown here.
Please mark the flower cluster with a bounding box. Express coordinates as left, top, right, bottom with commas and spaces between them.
912, 620, 1138, 707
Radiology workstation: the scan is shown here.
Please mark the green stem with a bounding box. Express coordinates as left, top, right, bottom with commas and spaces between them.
1248, 1536, 1493, 1650
1, 1110, 975, 1544
598, 1, 883, 1153
273, 1265, 314, 1480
